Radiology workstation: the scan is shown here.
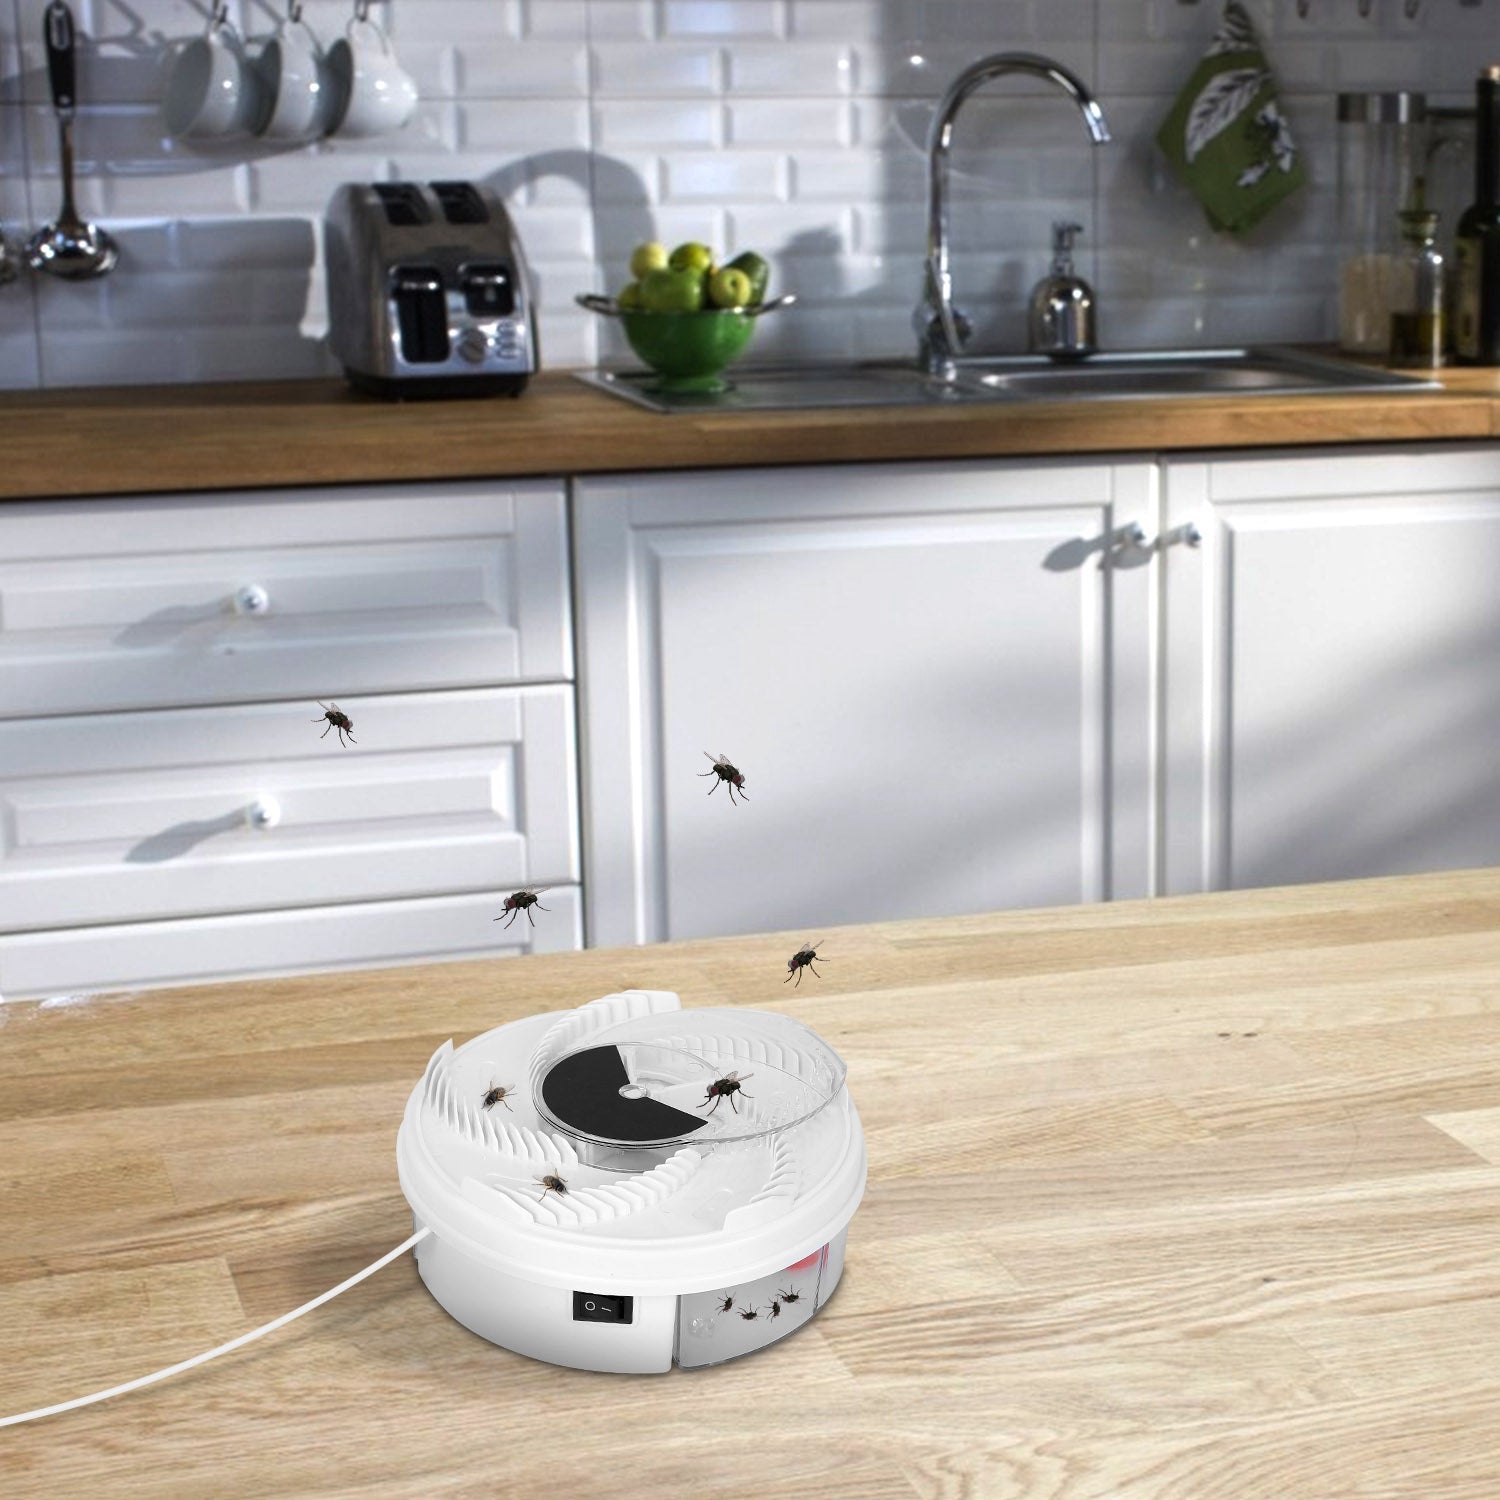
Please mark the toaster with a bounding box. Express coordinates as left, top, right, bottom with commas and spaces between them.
324, 180, 538, 399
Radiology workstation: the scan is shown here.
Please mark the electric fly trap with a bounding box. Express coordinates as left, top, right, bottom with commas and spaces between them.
397, 989, 866, 1373
0, 986, 866, 1428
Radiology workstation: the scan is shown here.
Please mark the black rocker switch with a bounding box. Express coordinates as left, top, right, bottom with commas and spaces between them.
573, 1290, 633, 1324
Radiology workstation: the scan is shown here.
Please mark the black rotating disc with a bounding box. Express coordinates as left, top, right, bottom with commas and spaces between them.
539, 1045, 709, 1144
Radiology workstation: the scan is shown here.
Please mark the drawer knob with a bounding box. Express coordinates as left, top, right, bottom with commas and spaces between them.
246, 795, 282, 830
234, 584, 270, 615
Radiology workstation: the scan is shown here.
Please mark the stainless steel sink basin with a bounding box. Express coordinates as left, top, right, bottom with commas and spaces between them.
575, 346, 1440, 414
946, 346, 1441, 401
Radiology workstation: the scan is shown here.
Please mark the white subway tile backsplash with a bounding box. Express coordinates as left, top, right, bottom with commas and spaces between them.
458, 99, 592, 152
498, 203, 594, 260
586, 0, 656, 41
594, 203, 729, 263
727, 42, 853, 95
659, 2, 785, 41
661, 148, 788, 201
726, 98, 851, 146
594, 98, 723, 148
724, 202, 853, 257
454, 41, 591, 98
519, 0, 587, 39
591, 43, 722, 96
588, 151, 661, 204
787, 0, 882, 41
0, 0, 1486, 387
175, 216, 319, 270
38, 328, 208, 386
246, 151, 396, 215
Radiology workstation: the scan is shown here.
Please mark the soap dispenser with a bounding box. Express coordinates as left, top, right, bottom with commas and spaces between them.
1028, 221, 1096, 359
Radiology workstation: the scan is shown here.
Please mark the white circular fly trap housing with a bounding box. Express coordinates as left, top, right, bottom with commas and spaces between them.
397, 989, 866, 1373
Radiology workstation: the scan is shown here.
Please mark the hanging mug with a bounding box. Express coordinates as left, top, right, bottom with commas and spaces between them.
325, 0, 417, 139
163, 2, 266, 140
255, 1, 334, 142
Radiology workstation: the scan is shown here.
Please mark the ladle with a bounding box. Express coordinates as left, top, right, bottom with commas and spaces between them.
26, 1, 118, 280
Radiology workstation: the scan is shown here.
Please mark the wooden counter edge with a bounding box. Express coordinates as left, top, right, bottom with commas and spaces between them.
0, 366, 1497, 502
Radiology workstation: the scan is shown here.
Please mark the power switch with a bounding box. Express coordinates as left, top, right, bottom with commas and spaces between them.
572, 1290, 633, 1324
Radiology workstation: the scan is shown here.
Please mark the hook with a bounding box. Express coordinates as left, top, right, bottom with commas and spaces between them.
288, 0, 303, 18
353, 0, 370, 19
210, 0, 229, 24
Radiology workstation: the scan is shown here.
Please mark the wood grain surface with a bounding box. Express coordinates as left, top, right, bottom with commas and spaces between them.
0, 360, 1494, 500
6, 867, 1500, 1497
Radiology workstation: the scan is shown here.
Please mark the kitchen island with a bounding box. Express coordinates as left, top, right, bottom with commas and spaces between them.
5, 866, 1500, 1498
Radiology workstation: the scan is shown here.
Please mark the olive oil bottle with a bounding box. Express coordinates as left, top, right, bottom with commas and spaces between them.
1455, 66, 1500, 363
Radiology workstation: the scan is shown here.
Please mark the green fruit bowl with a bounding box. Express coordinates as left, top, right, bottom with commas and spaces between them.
576, 293, 794, 394
620, 309, 755, 392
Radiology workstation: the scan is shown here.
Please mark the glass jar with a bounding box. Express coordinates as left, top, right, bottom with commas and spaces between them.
1338, 91, 1429, 353
1389, 209, 1445, 368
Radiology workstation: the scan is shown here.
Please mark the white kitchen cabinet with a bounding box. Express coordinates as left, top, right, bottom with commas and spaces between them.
0, 887, 584, 1001
0, 481, 580, 1000
0, 478, 572, 719
0, 686, 578, 933
1162, 442, 1500, 894
574, 457, 1157, 947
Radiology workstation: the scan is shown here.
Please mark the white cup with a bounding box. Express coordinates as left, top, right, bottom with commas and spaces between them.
255, 16, 332, 141
325, 16, 417, 139
163, 15, 265, 140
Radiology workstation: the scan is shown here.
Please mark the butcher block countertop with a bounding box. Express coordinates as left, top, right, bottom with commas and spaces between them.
8, 867, 1500, 1498
1, 358, 1499, 500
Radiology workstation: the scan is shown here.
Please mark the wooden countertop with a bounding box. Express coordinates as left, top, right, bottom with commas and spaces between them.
7, 867, 1500, 1497
1, 358, 1498, 501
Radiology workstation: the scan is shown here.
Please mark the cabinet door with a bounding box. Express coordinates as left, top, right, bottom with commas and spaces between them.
1163, 443, 1500, 894
574, 458, 1155, 947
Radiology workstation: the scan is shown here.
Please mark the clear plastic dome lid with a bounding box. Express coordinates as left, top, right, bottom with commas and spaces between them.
533, 1007, 847, 1152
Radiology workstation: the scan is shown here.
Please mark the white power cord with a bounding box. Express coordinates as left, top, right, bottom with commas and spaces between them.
0, 1225, 431, 1429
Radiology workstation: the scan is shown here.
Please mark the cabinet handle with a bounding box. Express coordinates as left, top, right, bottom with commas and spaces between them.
1158, 523, 1202, 549
1109, 522, 1148, 557
246, 795, 281, 829
234, 584, 270, 615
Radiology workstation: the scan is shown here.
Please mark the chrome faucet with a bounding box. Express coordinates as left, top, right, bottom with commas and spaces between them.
917, 52, 1111, 378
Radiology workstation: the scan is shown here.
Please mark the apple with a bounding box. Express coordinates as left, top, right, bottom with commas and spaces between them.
639, 266, 706, 313
617, 281, 644, 311
707, 267, 754, 309
667, 241, 714, 274
629, 241, 668, 279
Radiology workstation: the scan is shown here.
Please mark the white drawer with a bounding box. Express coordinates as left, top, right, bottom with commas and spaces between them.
0, 886, 584, 1001
0, 479, 571, 719
0, 686, 579, 932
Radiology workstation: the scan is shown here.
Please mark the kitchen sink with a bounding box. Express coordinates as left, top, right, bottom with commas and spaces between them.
575, 346, 1440, 414
948, 346, 1441, 400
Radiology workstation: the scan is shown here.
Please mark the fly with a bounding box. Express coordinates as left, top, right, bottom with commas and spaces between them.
777, 1285, 803, 1305
715, 1293, 736, 1314
536, 1171, 568, 1202
313, 701, 355, 747
495, 887, 550, 929
481, 1082, 515, 1112
785, 940, 826, 987
738, 1304, 760, 1321
697, 1070, 754, 1117
698, 752, 748, 806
